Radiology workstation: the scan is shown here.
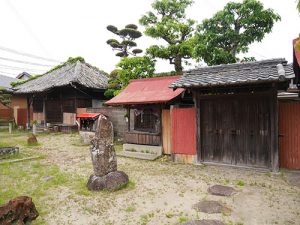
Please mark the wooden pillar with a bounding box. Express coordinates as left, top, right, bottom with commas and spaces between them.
60, 89, 63, 123
43, 96, 46, 128
127, 107, 130, 132
26, 96, 31, 129
192, 90, 201, 163
270, 87, 279, 172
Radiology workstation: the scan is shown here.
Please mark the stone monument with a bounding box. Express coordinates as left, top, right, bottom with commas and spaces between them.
87, 115, 129, 191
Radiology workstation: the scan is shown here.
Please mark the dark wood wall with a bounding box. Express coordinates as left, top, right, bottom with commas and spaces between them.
32, 86, 103, 123
125, 131, 161, 146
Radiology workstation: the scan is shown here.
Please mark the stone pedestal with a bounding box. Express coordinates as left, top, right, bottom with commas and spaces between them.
87, 115, 128, 191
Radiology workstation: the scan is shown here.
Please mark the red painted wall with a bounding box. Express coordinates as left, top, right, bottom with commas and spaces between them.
279, 101, 300, 169
0, 109, 13, 120
172, 107, 196, 155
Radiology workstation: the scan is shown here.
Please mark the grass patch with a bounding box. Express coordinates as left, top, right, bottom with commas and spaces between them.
124, 205, 136, 213
236, 180, 245, 186
179, 216, 188, 223
0, 152, 25, 160
0, 158, 96, 224
114, 144, 123, 152
116, 180, 136, 191
140, 212, 154, 225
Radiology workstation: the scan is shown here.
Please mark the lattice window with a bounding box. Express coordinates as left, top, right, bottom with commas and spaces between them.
134, 108, 160, 133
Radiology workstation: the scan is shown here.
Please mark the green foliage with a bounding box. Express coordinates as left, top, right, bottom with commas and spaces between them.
11, 56, 85, 87
106, 24, 143, 57
104, 69, 122, 98
296, 40, 300, 52
11, 74, 43, 87
117, 56, 155, 86
104, 57, 155, 98
0, 88, 11, 107
298, 0, 300, 13
139, 0, 196, 72
154, 71, 181, 77
194, 0, 281, 65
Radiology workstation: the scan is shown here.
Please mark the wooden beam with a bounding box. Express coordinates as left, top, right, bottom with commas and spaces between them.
26, 95, 31, 129
127, 107, 130, 132
192, 90, 202, 163
43, 96, 46, 128
270, 88, 279, 172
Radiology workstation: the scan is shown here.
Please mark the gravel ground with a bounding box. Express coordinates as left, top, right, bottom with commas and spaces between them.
1, 132, 300, 225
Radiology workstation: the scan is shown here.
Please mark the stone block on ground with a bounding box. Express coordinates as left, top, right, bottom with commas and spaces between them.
87, 171, 129, 191
208, 185, 236, 196
27, 134, 37, 145
0, 196, 39, 225
180, 220, 225, 225
193, 200, 231, 214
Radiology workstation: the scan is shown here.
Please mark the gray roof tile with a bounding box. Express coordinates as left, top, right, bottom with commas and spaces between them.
171, 59, 294, 88
14, 60, 108, 93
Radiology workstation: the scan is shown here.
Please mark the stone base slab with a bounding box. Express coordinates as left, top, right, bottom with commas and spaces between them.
123, 143, 162, 155
0, 147, 19, 156
79, 131, 95, 145
87, 171, 129, 191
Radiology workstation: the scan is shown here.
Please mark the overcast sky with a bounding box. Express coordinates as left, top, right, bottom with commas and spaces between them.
0, 0, 299, 78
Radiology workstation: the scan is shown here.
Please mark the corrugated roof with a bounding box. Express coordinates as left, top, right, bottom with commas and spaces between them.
0, 74, 18, 89
106, 76, 184, 105
170, 59, 294, 89
14, 60, 108, 94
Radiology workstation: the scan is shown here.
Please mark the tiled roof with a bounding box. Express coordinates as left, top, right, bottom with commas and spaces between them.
0, 74, 18, 89
170, 59, 294, 89
15, 60, 108, 94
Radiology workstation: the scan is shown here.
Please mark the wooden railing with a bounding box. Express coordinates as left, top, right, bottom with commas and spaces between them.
125, 131, 161, 146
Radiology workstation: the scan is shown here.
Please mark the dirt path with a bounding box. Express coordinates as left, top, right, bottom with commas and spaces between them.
14, 133, 300, 224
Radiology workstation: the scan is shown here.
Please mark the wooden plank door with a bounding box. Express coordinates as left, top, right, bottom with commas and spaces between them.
46, 100, 62, 123
200, 95, 271, 168
162, 109, 171, 154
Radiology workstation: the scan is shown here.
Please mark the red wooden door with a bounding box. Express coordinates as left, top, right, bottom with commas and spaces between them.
17, 108, 33, 127
172, 108, 196, 155
279, 101, 300, 169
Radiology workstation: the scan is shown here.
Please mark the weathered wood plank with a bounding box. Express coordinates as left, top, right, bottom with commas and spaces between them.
198, 92, 273, 169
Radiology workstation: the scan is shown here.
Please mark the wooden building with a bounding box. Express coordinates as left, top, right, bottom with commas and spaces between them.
14, 58, 108, 128
0, 74, 28, 127
106, 76, 190, 158
171, 59, 294, 171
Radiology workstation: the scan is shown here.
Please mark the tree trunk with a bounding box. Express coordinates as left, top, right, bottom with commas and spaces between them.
174, 56, 183, 73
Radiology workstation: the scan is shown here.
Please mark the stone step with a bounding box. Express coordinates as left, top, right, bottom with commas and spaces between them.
117, 150, 161, 161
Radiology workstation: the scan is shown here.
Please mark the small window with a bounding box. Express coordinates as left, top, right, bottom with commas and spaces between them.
134, 108, 160, 133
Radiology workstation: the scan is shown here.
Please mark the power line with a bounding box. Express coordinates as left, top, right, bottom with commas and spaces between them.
0, 70, 18, 76
0, 63, 45, 73
0, 46, 60, 63
5, 0, 52, 58
0, 56, 55, 67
